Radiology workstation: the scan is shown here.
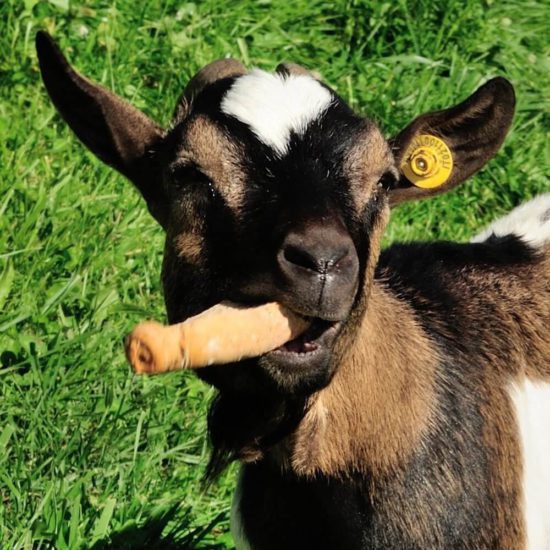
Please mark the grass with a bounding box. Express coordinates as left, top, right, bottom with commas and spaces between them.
0, 0, 548, 547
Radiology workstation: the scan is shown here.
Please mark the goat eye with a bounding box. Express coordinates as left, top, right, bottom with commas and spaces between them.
169, 164, 212, 189
377, 171, 398, 191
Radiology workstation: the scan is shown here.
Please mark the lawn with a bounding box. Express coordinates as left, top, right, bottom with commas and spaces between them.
0, 0, 548, 547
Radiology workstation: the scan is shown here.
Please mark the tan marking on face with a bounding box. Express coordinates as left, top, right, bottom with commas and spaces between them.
345, 122, 394, 214
175, 232, 203, 263
183, 116, 246, 212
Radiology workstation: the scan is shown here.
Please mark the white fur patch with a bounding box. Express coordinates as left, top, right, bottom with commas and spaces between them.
221, 69, 333, 156
472, 193, 550, 247
508, 379, 550, 549
230, 468, 252, 550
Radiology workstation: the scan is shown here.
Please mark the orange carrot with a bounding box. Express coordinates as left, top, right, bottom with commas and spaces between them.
125, 302, 309, 375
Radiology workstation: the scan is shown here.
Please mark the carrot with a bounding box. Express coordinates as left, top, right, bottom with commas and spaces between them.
125, 302, 309, 375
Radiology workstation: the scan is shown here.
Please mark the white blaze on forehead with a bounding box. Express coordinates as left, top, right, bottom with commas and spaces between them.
220, 69, 333, 156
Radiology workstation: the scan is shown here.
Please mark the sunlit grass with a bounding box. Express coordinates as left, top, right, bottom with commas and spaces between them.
1, 0, 548, 547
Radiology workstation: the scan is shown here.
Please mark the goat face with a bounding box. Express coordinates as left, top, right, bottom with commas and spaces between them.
159, 68, 394, 392
36, 32, 516, 395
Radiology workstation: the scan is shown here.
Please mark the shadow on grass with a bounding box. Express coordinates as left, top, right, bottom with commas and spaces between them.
88, 505, 230, 550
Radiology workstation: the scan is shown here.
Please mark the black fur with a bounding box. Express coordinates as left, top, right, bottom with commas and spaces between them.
377, 234, 539, 349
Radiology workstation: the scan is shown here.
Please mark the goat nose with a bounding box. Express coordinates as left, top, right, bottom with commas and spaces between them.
278, 227, 355, 276
280, 237, 350, 275
276, 223, 359, 320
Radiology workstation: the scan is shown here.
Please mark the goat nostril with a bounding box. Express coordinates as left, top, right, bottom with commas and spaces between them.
281, 242, 350, 275
283, 243, 320, 272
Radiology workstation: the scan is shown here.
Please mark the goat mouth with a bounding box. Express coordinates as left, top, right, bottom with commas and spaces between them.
272, 319, 336, 354
267, 319, 340, 367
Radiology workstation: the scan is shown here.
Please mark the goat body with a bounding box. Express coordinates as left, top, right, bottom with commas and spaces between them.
233, 232, 550, 550
35, 32, 550, 549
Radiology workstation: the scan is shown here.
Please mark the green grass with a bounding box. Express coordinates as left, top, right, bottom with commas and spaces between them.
0, 0, 548, 547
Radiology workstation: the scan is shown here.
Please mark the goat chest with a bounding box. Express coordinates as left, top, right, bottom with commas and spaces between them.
232, 457, 516, 550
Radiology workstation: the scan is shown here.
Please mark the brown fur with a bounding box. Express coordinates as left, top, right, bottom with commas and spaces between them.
182, 116, 246, 212
288, 283, 438, 476
434, 247, 549, 380
175, 232, 203, 263
436, 254, 550, 548
344, 124, 394, 214
480, 378, 525, 548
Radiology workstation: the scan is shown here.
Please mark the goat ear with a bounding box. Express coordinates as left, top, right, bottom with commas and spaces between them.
35, 31, 167, 226
388, 78, 515, 206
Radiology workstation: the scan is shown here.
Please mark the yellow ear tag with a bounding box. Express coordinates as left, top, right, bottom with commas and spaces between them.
400, 134, 453, 189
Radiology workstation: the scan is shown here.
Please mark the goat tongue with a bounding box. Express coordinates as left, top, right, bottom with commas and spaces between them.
283, 336, 320, 354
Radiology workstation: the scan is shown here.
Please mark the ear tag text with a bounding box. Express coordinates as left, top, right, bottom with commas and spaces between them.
400, 134, 453, 189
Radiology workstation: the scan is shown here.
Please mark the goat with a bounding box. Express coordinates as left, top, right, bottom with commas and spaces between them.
36, 31, 550, 550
